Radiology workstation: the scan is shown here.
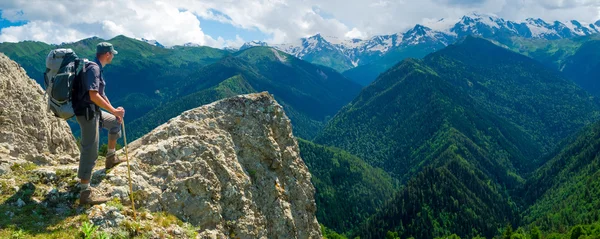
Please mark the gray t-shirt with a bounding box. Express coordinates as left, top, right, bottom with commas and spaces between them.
73, 58, 105, 115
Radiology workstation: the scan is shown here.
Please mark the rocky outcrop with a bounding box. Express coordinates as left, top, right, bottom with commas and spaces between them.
100, 92, 321, 239
0, 53, 78, 167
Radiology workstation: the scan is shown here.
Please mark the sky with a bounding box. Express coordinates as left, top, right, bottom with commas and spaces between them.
0, 0, 598, 48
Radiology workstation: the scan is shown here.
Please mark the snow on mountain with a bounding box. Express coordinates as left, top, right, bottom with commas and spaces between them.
565, 20, 594, 36
183, 42, 202, 47
402, 24, 453, 46
239, 40, 269, 51
292, 34, 342, 58
236, 13, 599, 70
271, 43, 301, 55
525, 18, 557, 38
337, 38, 365, 51
137, 38, 165, 48
424, 18, 459, 35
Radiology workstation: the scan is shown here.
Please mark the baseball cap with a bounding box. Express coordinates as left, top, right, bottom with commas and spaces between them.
96, 42, 118, 55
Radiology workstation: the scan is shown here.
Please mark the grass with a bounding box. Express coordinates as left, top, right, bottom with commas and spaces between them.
80, 222, 98, 239
0, 160, 200, 239
10, 162, 38, 173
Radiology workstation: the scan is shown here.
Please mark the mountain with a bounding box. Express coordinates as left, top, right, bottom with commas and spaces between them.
239, 40, 269, 51
313, 37, 600, 238
128, 46, 362, 141
357, 159, 519, 239
240, 13, 599, 86
282, 34, 356, 72
506, 34, 600, 96
127, 74, 257, 140
297, 139, 398, 234
327, 57, 525, 238
343, 24, 454, 86
520, 120, 600, 232
317, 36, 599, 177
137, 38, 165, 48
561, 39, 600, 96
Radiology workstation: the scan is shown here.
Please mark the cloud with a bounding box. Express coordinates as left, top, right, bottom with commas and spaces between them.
432, 0, 487, 7
0, 21, 87, 43
0, 0, 598, 47
345, 28, 365, 39
0, 0, 218, 47
497, 0, 600, 22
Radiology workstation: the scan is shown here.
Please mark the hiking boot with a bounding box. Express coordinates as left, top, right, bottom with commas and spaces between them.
80, 188, 109, 205
105, 153, 126, 170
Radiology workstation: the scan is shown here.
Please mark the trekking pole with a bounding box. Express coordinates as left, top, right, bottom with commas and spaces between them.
121, 118, 137, 221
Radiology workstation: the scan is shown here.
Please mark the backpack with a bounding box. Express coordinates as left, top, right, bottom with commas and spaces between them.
44, 49, 87, 119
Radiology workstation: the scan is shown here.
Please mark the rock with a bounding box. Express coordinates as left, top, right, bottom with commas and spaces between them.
55, 204, 71, 215
0, 53, 79, 165
88, 204, 126, 229
57, 155, 76, 164
0, 163, 10, 175
16, 198, 25, 207
33, 168, 58, 183
100, 93, 321, 239
47, 188, 59, 203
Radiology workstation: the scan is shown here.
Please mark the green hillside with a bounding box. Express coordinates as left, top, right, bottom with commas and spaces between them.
132, 47, 362, 140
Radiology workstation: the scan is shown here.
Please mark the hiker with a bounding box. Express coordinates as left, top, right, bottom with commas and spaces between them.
72, 42, 126, 205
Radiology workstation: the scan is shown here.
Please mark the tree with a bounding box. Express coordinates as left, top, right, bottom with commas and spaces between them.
529, 226, 542, 239
570, 225, 584, 239
502, 224, 513, 239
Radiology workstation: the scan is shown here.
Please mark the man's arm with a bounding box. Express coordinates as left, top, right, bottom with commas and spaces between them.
90, 91, 124, 119
103, 95, 112, 106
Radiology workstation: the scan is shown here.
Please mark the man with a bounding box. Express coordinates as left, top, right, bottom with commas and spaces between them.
72, 42, 126, 205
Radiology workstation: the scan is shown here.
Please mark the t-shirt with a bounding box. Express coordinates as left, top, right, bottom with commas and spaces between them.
73, 58, 105, 115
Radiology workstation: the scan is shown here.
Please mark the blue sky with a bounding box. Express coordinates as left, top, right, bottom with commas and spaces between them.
0, 0, 598, 48
198, 17, 269, 43
0, 10, 25, 28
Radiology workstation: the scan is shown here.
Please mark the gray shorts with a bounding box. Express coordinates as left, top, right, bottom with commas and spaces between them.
76, 110, 121, 180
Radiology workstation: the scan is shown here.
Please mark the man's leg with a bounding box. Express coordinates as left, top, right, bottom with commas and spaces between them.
76, 114, 99, 184
76, 112, 109, 205
101, 111, 125, 169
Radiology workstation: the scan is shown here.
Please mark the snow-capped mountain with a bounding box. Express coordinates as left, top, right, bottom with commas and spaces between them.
401, 24, 455, 46
239, 40, 269, 51
238, 13, 599, 72
183, 42, 202, 47
137, 38, 165, 48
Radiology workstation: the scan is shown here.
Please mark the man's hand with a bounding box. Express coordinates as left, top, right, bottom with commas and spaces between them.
112, 107, 125, 120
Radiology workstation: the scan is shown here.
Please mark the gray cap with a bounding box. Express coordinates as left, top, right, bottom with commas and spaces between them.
96, 42, 118, 55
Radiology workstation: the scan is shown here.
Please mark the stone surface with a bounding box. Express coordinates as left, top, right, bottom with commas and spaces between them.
0, 53, 79, 165
100, 92, 322, 239
88, 204, 126, 229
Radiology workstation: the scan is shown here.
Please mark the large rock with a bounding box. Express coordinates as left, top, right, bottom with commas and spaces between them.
101, 92, 321, 239
0, 53, 78, 165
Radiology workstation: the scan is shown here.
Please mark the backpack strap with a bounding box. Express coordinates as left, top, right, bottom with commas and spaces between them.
78, 59, 101, 116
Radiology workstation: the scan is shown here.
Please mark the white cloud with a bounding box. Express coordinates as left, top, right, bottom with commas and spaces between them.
345, 28, 365, 39
0, 21, 87, 44
225, 35, 246, 48
0, 0, 598, 47
0, 0, 218, 47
